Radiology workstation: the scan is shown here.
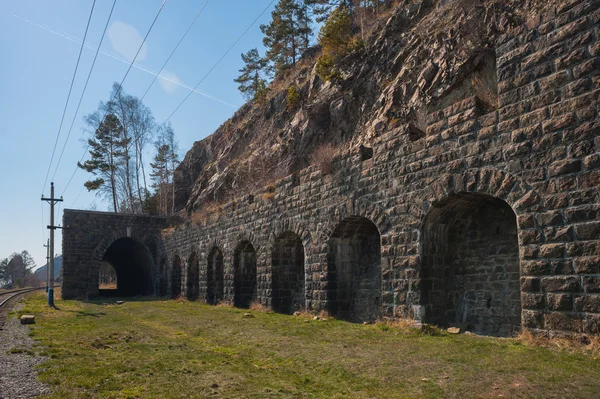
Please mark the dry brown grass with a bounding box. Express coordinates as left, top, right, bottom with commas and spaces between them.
318, 310, 333, 319
375, 318, 414, 332
190, 202, 222, 225
310, 143, 338, 175
517, 329, 600, 356
215, 301, 233, 308
249, 301, 271, 312
98, 283, 117, 290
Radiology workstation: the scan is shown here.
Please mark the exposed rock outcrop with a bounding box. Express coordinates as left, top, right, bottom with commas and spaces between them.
174, 0, 564, 213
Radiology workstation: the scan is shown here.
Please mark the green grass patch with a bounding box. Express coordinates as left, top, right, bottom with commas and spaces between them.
21, 293, 600, 398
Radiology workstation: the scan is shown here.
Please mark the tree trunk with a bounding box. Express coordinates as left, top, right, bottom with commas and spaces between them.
135, 138, 143, 212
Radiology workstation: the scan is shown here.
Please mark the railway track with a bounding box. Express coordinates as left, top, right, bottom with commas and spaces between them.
0, 287, 44, 329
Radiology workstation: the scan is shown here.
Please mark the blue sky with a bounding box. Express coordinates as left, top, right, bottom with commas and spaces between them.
0, 0, 280, 269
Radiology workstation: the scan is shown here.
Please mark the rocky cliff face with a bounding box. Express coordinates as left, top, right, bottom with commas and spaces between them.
174, 0, 560, 214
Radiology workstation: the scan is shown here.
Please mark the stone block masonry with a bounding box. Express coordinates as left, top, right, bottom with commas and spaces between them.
62, 210, 167, 299
63, 0, 600, 336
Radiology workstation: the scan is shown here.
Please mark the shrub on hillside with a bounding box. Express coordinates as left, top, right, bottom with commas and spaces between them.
287, 85, 301, 111
310, 143, 338, 175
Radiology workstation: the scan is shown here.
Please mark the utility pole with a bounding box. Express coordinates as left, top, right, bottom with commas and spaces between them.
43, 239, 50, 293
41, 182, 63, 307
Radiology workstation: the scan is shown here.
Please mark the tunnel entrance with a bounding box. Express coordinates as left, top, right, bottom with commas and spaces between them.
99, 262, 117, 292
99, 237, 154, 297
421, 193, 521, 336
327, 216, 381, 322
207, 247, 224, 305
272, 232, 305, 314
234, 241, 257, 308
187, 253, 200, 300
171, 255, 182, 298
158, 258, 167, 296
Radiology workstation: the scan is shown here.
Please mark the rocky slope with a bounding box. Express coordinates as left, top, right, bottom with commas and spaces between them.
174, 0, 563, 214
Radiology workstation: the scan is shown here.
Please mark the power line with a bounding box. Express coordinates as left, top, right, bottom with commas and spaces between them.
140, 0, 210, 102
41, 0, 97, 195
60, 0, 169, 197
164, 0, 275, 123
51, 0, 119, 182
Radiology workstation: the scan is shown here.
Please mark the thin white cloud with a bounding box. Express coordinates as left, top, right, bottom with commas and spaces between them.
11, 14, 238, 109
158, 69, 182, 94
107, 21, 147, 62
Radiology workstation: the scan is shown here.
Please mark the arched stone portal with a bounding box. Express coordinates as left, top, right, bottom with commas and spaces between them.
272, 232, 305, 314
207, 247, 224, 305
234, 241, 257, 308
171, 256, 182, 298
421, 192, 521, 336
187, 253, 200, 300
158, 258, 167, 296
99, 237, 154, 297
327, 216, 381, 322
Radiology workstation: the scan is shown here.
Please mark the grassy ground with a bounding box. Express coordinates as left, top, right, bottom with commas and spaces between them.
11, 292, 600, 399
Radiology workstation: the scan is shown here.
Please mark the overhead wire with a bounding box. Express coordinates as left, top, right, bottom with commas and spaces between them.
164, 0, 276, 124
62, 0, 275, 209
61, 0, 169, 198
41, 0, 97, 195
140, 0, 210, 102
51, 0, 119, 182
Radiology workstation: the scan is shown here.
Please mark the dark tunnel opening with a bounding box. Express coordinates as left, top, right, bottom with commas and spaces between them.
99, 237, 154, 297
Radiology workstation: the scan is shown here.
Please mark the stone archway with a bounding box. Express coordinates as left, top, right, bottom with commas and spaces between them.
421, 192, 521, 336
271, 232, 305, 314
171, 255, 182, 298
98, 237, 154, 297
207, 247, 224, 305
327, 216, 381, 322
158, 257, 168, 296
233, 241, 257, 308
187, 252, 200, 300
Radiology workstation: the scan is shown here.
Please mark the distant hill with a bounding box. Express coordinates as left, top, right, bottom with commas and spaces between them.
34, 255, 62, 283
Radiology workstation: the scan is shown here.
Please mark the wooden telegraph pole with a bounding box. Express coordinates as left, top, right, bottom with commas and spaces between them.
43, 239, 50, 293
41, 182, 63, 306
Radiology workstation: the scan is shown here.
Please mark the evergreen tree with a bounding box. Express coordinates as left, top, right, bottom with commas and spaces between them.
318, 4, 352, 59
234, 48, 268, 100
78, 114, 127, 212
305, 0, 352, 23
261, 0, 313, 75
150, 141, 170, 216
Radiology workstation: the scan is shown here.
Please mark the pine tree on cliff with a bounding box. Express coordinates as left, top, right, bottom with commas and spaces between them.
78, 113, 127, 212
150, 142, 170, 216
305, 0, 352, 23
234, 48, 268, 100
261, 0, 312, 75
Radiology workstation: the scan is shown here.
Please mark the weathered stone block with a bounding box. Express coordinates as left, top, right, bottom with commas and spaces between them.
573, 256, 600, 274
522, 260, 550, 276
535, 211, 563, 227
583, 277, 600, 293
575, 222, 600, 240
540, 244, 565, 259
544, 312, 582, 332
521, 276, 541, 292
546, 293, 573, 311
522, 293, 545, 309
522, 310, 545, 329
542, 113, 577, 133
541, 276, 580, 292
575, 295, 600, 312
547, 159, 581, 177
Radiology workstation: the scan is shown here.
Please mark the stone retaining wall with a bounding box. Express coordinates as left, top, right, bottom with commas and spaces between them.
63, 0, 600, 336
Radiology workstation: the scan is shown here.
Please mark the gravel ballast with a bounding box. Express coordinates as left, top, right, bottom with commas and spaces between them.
0, 301, 50, 399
